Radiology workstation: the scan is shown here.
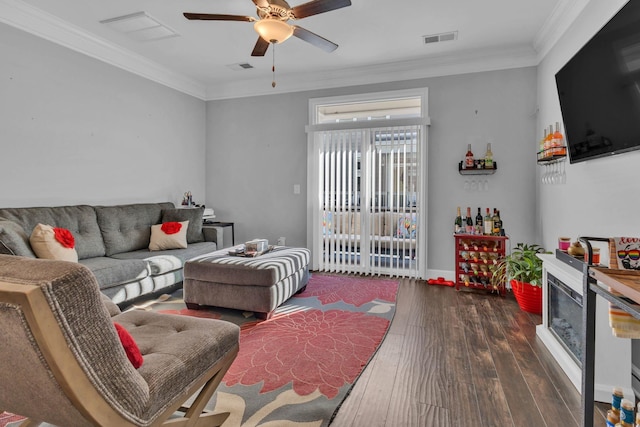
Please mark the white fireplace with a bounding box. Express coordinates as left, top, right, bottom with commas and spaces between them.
536, 254, 632, 402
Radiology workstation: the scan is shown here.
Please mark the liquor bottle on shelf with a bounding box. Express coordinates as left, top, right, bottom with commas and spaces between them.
539, 128, 547, 157
484, 208, 493, 235
465, 207, 474, 234
465, 144, 474, 169
454, 207, 462, 234
491, 209, 499, 236
493, 210, 503, 236
544, 126, 553, 158
475, 207, 483, 234
484, 143, 493, 169
552, 121, 566, 156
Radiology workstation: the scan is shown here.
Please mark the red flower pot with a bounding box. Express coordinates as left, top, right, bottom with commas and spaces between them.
510, 279, 542, 314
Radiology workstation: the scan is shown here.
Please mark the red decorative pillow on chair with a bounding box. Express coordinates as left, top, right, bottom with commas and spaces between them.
113, 322, 143, 369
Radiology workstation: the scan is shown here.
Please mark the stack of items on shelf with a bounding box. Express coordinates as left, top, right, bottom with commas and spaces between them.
538, 122, 567, 161
454, 206, 504, 236
606, 386, 640, 426
461, 142, 494, 170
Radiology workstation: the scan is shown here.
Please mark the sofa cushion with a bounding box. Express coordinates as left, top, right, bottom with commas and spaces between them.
79, 257, 150, 290
111, 242, 218, 276
95, 203, 173, 256
0, 205, 106, 259
161, 207, 205, 243
29, 224, 78, 262
149, 221, 188, 251
0, 218, 35, 257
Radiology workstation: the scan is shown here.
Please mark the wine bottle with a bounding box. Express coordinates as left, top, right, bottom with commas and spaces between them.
465, 144, 474, 169
544, 126, 553, 158
454, 207, 462, 234
553, 122, 566, 156
484, 208, 492, 235
484, 143, 493, 169
539, 128, 547, 157
493, 210, 503, 236
465, 207, 474, 234
492, 208, 499, 236
475, 207, 483, 234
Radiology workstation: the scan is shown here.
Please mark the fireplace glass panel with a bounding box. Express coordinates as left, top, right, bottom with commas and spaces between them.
548, 272, 583, 365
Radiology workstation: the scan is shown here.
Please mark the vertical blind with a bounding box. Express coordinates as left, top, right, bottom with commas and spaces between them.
318, 125, 422, 277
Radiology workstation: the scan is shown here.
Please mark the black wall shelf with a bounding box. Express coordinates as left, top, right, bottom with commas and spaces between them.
458, 161, 497, 175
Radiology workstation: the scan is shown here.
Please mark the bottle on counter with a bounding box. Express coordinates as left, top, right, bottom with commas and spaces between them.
454, 207, 463, 234
465, 144, 474, 169
465, 207, 474, 234
621, 398, 634, 426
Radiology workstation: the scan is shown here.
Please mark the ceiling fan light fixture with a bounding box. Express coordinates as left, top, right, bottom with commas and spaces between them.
254, 19, 293, 44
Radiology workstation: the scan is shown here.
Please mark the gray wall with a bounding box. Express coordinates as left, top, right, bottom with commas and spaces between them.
537, 0, 635, 251
0, 23, 206, 208
206, 68, 538, 275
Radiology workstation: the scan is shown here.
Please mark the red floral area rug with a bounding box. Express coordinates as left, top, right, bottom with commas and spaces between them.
160, 273, 399, 427
0, 273, 398, 427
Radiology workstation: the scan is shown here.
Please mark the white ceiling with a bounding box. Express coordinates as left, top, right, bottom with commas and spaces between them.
0, 0, 590, 100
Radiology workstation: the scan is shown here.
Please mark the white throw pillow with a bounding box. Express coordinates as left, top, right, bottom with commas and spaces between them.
149, 221, 189, 251
29, 223, 78, 262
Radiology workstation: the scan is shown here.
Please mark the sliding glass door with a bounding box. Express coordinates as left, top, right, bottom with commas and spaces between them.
307, 89, 429, 278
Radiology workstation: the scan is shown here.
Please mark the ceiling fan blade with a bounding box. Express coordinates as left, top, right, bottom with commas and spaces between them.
251, 37, 270, 56
291, 0, 352, 19
252, 0, 270, 8
183, 13, 256, 22
292, 26, 338, 52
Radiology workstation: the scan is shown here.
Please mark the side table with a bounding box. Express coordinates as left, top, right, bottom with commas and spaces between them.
203, 222, 235, 248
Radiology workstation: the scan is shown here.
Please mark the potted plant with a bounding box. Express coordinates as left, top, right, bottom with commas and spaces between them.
490, 243, 550, 314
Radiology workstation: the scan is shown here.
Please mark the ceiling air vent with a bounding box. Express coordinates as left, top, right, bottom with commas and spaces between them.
100, 12, 178, 41
423, 31, 458, 45
227, 63, 255, 71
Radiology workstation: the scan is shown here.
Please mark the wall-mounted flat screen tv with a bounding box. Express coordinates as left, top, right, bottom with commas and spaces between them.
556, 0, 640, 163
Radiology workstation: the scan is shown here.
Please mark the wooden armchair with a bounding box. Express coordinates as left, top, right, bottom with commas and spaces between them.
0, 254, 239, 427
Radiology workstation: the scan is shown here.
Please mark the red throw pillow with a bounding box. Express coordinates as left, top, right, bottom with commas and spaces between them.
113, 322, 143, 369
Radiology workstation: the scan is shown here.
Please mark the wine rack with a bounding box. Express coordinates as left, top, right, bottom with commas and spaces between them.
454, 234, 508, 296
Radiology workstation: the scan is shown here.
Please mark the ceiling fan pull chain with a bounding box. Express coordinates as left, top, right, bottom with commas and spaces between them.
272, 44, 277, 88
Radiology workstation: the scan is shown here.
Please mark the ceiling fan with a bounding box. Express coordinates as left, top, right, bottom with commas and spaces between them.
183, 0, 352, 57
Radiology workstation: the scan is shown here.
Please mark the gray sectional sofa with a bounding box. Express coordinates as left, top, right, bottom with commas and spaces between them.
0, 202, 220, 304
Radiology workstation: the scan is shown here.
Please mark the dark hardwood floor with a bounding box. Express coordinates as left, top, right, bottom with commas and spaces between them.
331, 279, 609, 427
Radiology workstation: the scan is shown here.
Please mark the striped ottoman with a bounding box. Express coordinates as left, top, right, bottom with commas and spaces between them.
183, 246, 310, 319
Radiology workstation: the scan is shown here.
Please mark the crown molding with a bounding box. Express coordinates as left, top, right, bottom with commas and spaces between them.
205, 45, 539, 100
533, 0, 591, 61
2, 0, 594, 102
0, 0, 207, 100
